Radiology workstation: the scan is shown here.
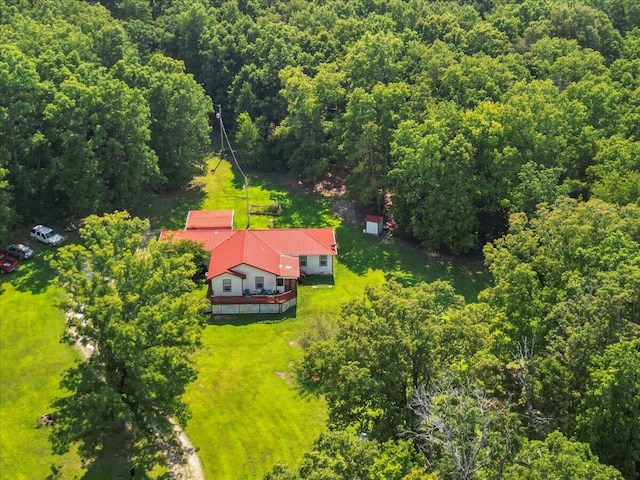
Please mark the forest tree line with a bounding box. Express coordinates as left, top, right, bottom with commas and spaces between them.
101, 0, 640, 253
275, 197, 639, 479
0, 0, 213, 233
1, 0, 639, 251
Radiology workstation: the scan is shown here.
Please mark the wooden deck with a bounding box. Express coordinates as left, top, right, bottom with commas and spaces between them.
210, 289, 296, 305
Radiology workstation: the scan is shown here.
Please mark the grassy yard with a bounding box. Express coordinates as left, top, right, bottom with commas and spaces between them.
179, 160, 490, 479
0, 250, 84, 479
1, 158, 490, 479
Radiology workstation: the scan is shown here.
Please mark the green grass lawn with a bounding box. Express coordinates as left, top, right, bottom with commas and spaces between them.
0, 250, 84, 480
1, 158, 490, 479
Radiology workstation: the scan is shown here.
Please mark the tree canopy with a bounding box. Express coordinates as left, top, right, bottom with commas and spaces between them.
74, 0, 639, 253
3, 0, 640, 249
293, 197, 638, 479
0, 0, 211, 225
50, 211, 206, 467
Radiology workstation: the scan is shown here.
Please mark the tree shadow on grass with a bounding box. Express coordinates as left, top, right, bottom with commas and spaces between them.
47, 428, 173, 480
208, 307, 297, 326
130, 184, 207, 231
336, 223, 489, 302
78, 449, 170, 480
336, 223, 409, 276
6, 248, 58, 295
301, 275, 335, 286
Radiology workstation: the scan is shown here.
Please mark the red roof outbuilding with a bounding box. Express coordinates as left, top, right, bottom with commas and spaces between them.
185, 210, 234, 230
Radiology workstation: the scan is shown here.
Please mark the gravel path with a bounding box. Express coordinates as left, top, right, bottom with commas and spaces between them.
162, 419, 206, 480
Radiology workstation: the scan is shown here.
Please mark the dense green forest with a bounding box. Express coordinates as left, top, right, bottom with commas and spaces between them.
1, 0, 639, 478
1, 0, 640, 251
287, 197, 639, 479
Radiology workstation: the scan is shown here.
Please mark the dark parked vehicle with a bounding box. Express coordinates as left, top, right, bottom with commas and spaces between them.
4, 243, 35, 260
0, 253, 18, 274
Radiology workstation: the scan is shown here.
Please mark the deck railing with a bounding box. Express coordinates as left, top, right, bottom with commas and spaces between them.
210, 289, 296, 305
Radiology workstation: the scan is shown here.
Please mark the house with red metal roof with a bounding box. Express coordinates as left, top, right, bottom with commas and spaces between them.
159, 212, 336, 314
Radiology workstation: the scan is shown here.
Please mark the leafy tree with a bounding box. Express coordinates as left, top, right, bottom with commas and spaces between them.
482, 197, 640, 435
274, 65, 342, 179
341, 82, 409, 210
92, 20, 135, 68
438, 54, 525, 108
587, 0, 640, 33
506, 161, 570, 216
465, 21, 511, 56
144, 54, 213, 188
0, 43, 47, 221
235, 111, 264, 169
265, 431, 428, 480
588, 135, 640, 205
390, 113, 480, 253
342, 31, 404, 89
503, 431, 624, 480
50, 211, 206, 465
524, 37, 606, 89
0, 165, 13, 238
547, 4, 622, 61
576, 339, 640, 479
565, 73, 620, 135
297, 281, 503, 439
43, 69, 160, 216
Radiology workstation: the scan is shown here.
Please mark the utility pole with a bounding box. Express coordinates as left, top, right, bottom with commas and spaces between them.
215, 104, 223, 152
245, 177, 250, 229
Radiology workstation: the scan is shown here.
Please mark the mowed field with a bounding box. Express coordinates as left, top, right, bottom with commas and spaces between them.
0, 159, 489, 479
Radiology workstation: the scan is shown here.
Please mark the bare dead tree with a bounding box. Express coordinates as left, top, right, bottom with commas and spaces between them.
407, 379, 517, 480
513, 337, 549, 433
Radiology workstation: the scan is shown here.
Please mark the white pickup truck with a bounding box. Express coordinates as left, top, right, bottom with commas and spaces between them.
30, 225, 64, 246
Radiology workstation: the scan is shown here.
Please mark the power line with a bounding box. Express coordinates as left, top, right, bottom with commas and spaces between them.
216, 105, 250, 228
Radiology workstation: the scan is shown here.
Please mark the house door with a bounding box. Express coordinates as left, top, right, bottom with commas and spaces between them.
285, 279, 297, 292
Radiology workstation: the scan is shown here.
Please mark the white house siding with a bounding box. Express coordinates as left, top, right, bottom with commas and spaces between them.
300, 255, 334, 275
211, 272, 244, 297
238, 264, 279, 293
212, 264, 280, 296
366, 220, 383, 235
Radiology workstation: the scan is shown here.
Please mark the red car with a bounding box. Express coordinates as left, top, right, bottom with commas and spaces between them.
0, 253, 18, 274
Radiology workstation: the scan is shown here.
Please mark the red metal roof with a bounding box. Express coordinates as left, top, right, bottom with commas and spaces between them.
206, 230, 301, 279
160, 211, 336, 281
159, 229, 234, 252
185, 210, 234, 230
365, 214, 384, 223
250, 229, 337, 256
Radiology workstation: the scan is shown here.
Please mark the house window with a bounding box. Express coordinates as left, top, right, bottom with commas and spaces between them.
255, 276, 264, 290
277, 278, 284, 287
320, 255, 328, 267
222, 279, 232, 292
300, 256, 307, 267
